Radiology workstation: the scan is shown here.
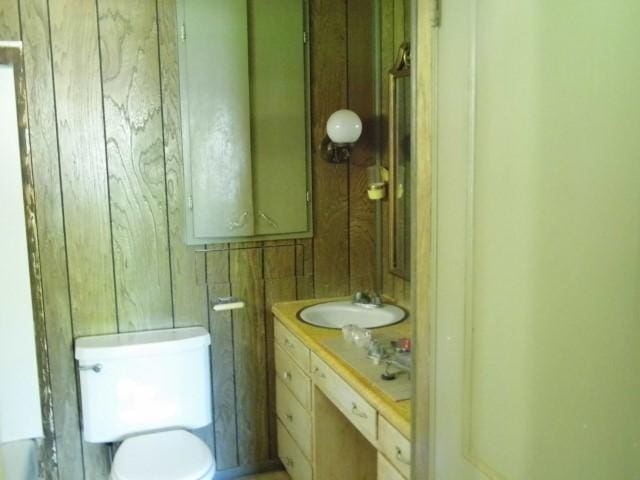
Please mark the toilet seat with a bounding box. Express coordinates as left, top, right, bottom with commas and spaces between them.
111, 429, 215, 480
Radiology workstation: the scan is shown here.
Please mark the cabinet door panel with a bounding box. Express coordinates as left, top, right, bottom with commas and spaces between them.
178, 0, 254, 241
178, 0, 310, 244
249, 0, 310, 236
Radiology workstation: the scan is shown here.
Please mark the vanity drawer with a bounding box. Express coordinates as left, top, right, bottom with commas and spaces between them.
379, 416, 411, 478
310, 353, 377, 444
275, 319, 310, 372
275, 343, 311, 410
378, 453, 406, 480
276, 378, 312, 460
277, 419, 313, 480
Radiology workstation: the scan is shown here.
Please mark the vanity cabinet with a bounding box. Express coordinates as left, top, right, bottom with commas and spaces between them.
177, 0, 311, 244
273, 315, 411, 480
274, 319, 313, 479
378, 416, 411, 478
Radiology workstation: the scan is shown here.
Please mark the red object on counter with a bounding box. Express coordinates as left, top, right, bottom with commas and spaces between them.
397, 337, 411, 352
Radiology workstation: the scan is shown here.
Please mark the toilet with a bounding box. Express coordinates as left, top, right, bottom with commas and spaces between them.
75, 327, 216, 480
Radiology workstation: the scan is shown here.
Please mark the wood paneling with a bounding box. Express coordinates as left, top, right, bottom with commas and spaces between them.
19, 0, 85, 477
48, 0, 117, 338
231, 248, 269, 464
0, 0, 19, 39
2, 1, 377, 478
98, 0, 173, 332
48, 0, 115, 477
311, 0, 350, 297
347, 0, 376, 293
207, 249, 238, 470
157, 0, 208, 331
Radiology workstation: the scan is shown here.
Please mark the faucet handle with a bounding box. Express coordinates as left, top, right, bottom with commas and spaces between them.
352, 291, 371, 304
370, 292, 383, 307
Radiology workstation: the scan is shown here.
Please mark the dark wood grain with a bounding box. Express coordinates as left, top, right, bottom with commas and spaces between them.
231, 247, 269, 464
98, 0, 172, 332
295, 239, 315, 299
48, 0, 116, 477
48, 0, 117, 338
310, 0, 350, 297
348, 0, 376, 294
19, 0, 85, 477
157, 0, 209, 330
207, 249, 239, 471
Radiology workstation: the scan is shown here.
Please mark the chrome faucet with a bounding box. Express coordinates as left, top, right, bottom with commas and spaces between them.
352, 291, 384, 308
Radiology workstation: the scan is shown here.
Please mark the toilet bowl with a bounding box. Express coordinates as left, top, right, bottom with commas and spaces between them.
75, 327, 215, 480
111, 430, 214, 480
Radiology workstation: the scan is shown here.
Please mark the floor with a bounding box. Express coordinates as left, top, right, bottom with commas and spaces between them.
237, 471, 290, 480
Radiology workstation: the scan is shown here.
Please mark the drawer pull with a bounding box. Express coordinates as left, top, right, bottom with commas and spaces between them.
285, 413, 294, 422
284, 338, 295, 349
313, 366, 326, 378
282, 371, 292, 381
351, 402, 368, 419
395, 446, 411, 465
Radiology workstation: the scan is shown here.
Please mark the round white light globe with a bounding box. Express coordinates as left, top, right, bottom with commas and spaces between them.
326, 109, 363, 144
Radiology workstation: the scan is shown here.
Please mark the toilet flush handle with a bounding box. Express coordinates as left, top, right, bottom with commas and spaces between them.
78, 363, 102, 373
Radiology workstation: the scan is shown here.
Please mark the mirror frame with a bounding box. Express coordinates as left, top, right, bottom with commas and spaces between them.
388, 41, 411, 279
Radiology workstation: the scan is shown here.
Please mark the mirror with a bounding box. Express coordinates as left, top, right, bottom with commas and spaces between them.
388, 42, 411, 279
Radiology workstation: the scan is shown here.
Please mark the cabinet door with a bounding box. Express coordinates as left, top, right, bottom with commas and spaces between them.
178, 0, 254, 241
249, 0, 310, 236
178, 0, 310, 244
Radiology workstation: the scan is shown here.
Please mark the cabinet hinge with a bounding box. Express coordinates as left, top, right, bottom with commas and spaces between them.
180, 23, 186, 42
188, 195, 193, 210
303, 31, 308, 44
432, 0, 441, 27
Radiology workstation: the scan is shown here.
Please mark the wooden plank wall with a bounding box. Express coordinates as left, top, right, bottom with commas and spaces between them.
0, 0, 376, 478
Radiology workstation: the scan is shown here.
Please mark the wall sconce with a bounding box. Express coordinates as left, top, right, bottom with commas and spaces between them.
323, 109, 362, 163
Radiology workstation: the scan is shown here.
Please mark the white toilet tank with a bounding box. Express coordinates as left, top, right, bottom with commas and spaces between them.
75, 327, 212, 443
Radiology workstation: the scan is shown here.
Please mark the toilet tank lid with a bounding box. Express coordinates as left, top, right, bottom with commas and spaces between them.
75, 327, 211, 362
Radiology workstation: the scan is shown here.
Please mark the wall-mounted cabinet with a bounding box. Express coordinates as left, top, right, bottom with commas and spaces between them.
177, 0, 311, 244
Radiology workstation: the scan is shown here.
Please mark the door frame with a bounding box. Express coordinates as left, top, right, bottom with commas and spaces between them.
410, 1, 436, 479
0, 42, 56, 477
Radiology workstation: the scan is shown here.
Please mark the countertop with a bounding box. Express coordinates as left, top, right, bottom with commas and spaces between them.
272, 298, 412, 439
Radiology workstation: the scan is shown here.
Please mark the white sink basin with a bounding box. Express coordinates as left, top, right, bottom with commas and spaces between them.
298, 300, 406, 329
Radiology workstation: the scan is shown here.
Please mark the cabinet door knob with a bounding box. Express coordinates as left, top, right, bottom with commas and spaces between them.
351, 402, 368, 419
286, 413, 294, 422
282, 371, 292, 381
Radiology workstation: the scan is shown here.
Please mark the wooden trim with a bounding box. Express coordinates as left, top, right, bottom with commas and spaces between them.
0, 45, 58, 479
410, 0, 434, 479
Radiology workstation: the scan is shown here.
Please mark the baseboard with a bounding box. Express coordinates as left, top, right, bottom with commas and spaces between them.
213, 459, 284, 479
